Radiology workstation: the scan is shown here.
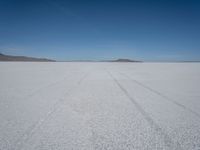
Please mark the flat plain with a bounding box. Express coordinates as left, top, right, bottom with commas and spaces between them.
0, 62, 200, 150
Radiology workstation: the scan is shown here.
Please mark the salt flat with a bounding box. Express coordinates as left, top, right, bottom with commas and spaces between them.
0, 62, 200, 150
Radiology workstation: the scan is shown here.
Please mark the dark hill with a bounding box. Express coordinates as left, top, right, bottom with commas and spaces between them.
111, 59, 142, 62
0, 53, 55, 62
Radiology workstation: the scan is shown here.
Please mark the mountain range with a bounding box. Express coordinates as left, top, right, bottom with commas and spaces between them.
0, 53, 142, 62
0, 53, 55, 62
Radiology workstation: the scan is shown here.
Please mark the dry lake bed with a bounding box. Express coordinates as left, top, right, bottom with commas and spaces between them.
0, 62, 200, 150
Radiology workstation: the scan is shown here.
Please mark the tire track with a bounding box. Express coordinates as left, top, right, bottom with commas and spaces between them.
13, 71, 91, 150
106, 70, 183, 150
3, 73, 75, 147
24, 76, 68, 98
78, 71, 91, 85
120, 72, 200, 119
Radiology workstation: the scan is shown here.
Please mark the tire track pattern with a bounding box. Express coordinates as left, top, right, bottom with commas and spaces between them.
120, 72, 200, 119
106, 70, 183, 150
25, 75, 69, 98
2, 74, 71, 131
13, 71, 91, 150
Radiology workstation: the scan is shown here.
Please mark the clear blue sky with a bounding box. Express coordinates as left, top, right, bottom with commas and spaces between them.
0, 0, 200, 61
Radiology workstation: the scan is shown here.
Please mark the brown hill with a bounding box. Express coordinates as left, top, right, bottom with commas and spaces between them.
0, 53, 55, 62
111, 59, 142, 62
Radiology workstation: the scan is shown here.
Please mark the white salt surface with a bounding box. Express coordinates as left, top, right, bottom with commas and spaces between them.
0, 62, 200, 150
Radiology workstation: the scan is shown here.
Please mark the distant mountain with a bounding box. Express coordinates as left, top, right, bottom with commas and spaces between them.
0, 53, 55, 62
60, 58, 142, 62
110, 59, 142, 62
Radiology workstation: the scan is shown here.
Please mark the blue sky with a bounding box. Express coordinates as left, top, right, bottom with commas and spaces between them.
0, 0, 200, 61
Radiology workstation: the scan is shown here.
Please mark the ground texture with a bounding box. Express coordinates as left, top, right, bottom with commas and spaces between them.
0, 62, 200, 150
